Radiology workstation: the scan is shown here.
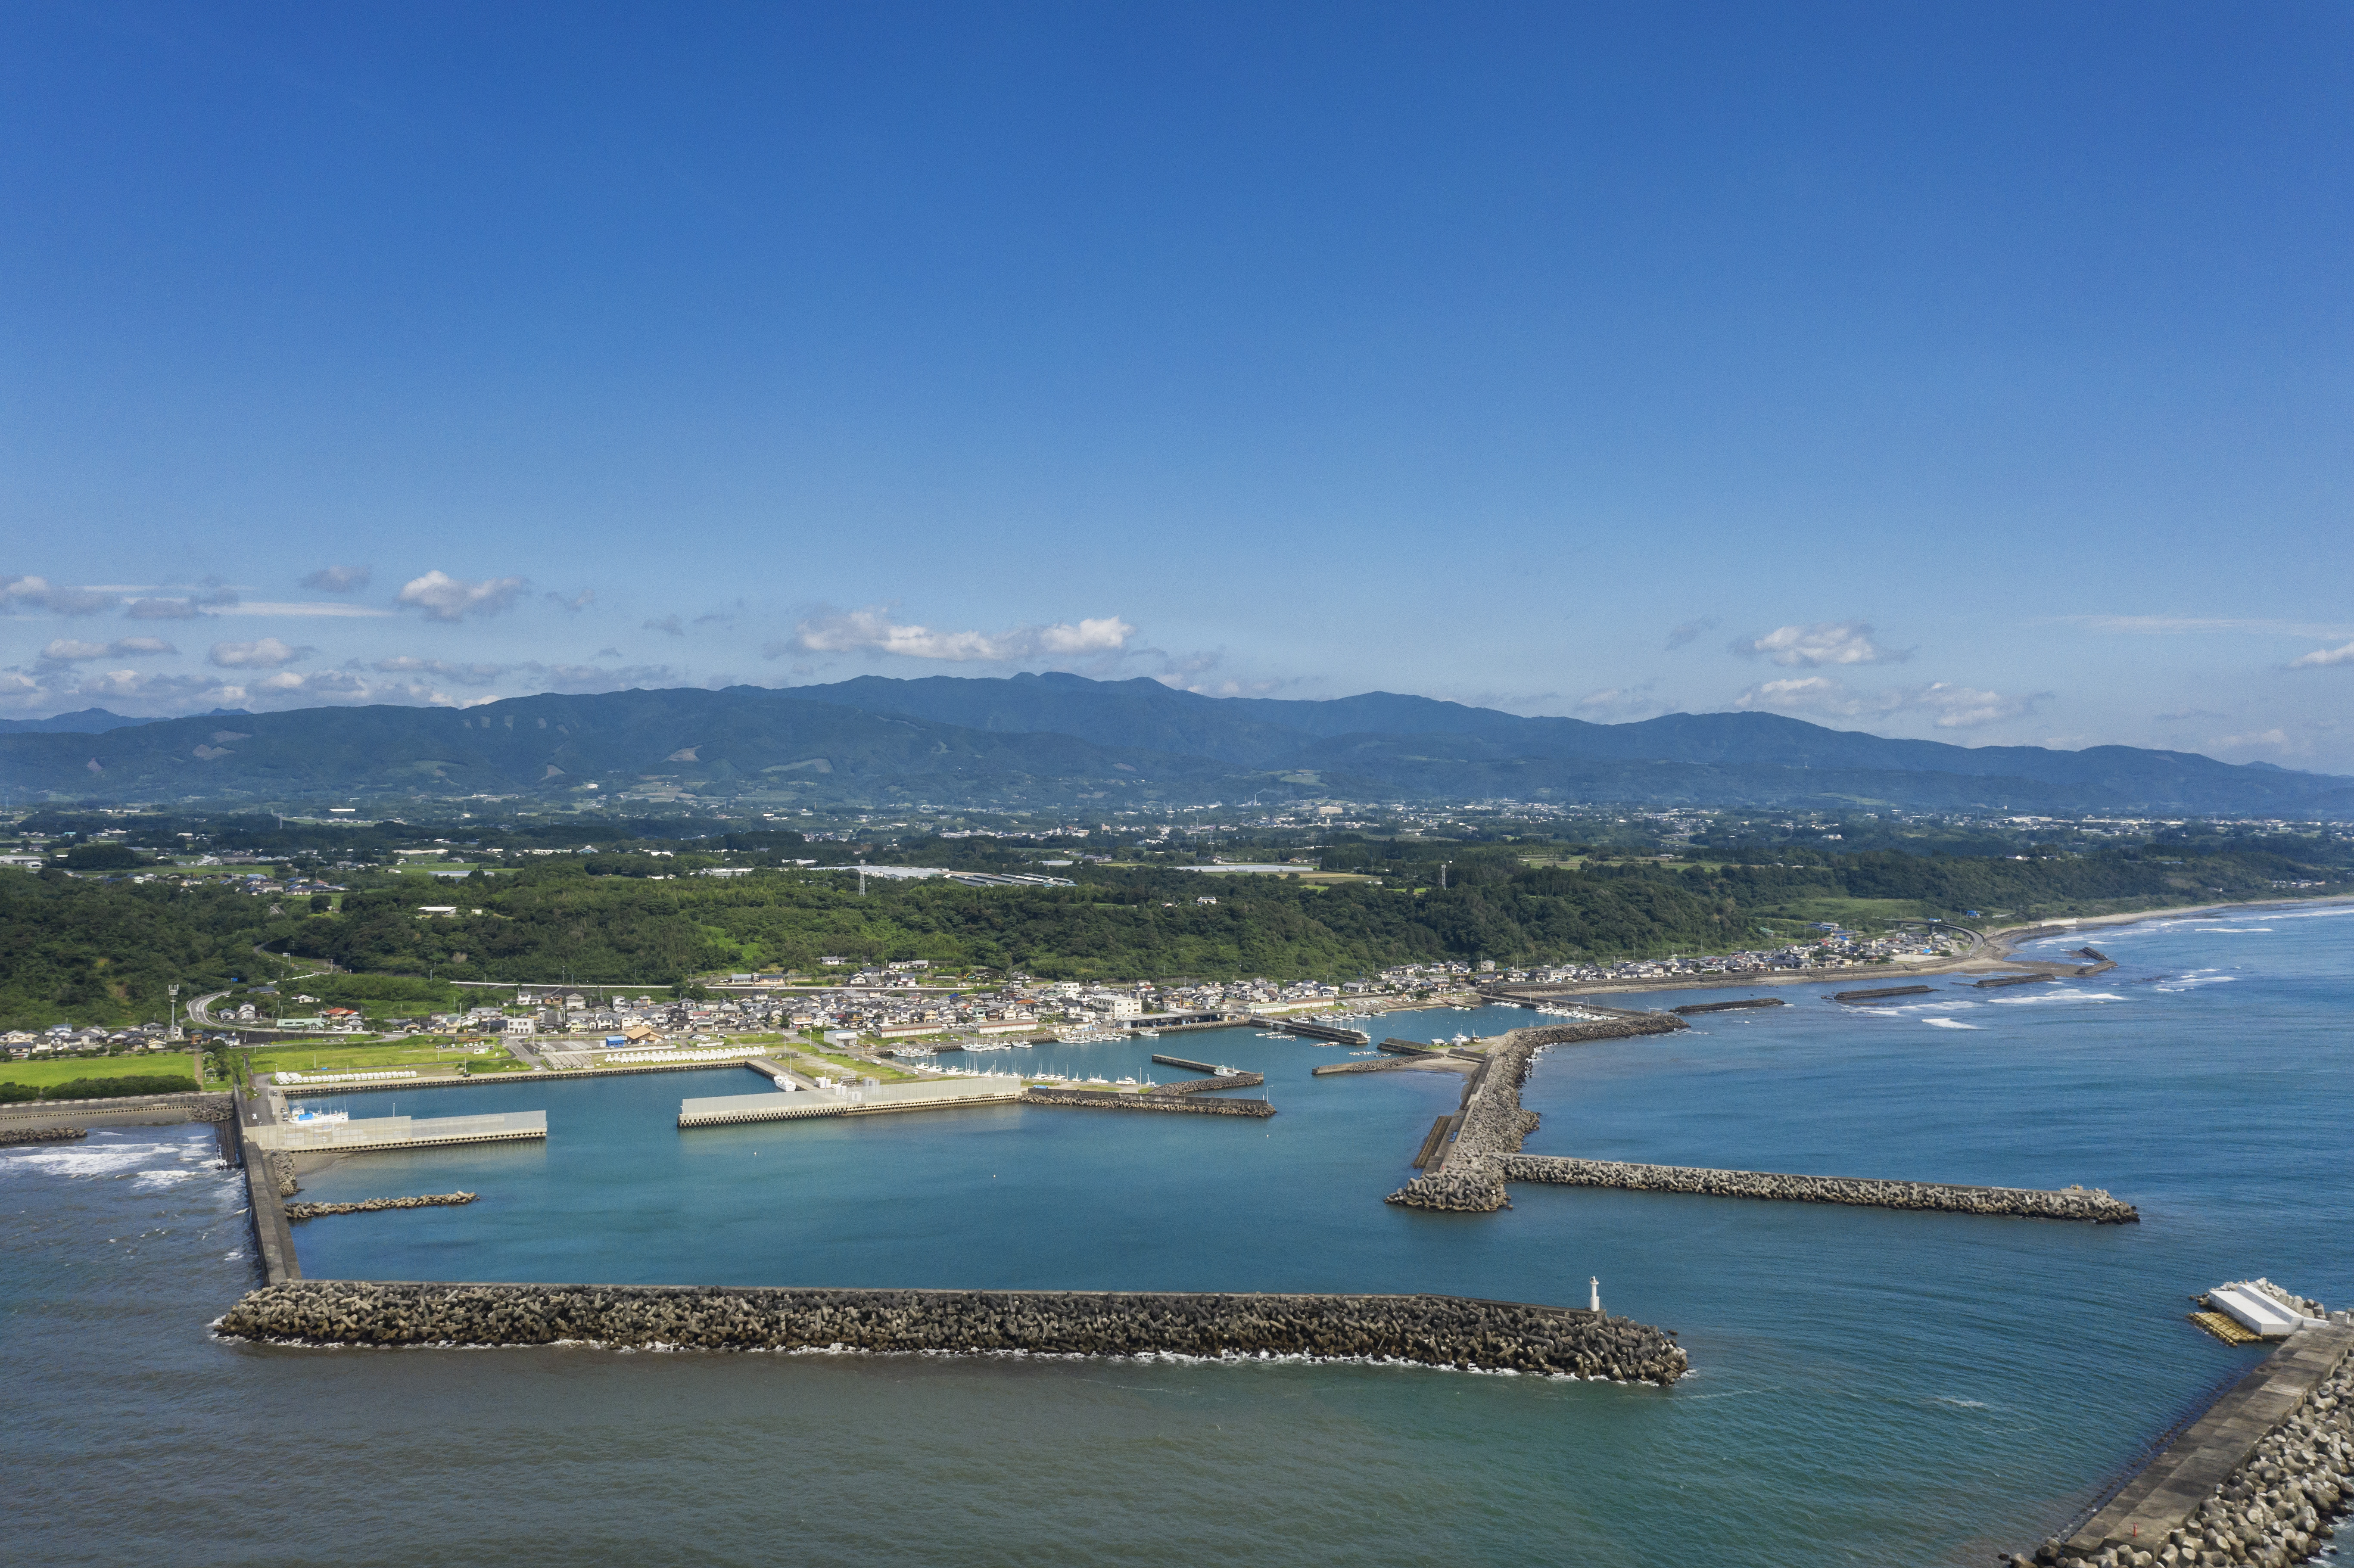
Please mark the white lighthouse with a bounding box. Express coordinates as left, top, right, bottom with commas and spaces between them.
1590, 1276, 1600, 1313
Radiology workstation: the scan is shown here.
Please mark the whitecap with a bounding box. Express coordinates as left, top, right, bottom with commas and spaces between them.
0, 1141, 187, 1178
1922, 1018, 1981, 1030
132, 1168, 199, 1189
1983, 991, 2124, 1006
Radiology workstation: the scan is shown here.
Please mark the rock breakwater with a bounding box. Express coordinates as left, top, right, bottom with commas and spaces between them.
285, 1192, 476, 1221
213, 1281, 1688, 1382
1498, 1156, 2139, 1222
1024, 1088, 1275, 1117
0, 1125, 87, 1146
1382, 1015, 2138, 1221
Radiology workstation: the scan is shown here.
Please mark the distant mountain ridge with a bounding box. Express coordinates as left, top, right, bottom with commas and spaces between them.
0, 673, 2345, 816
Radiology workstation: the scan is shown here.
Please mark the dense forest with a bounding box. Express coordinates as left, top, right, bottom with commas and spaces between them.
2, 831, 2344, 1024
0, 872, 286, 1028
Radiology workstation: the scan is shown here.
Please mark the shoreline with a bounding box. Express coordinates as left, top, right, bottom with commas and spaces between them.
1497, 892, 2354, 1002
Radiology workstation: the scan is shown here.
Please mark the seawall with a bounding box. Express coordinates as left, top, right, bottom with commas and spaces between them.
211, 1281, 1687, 1382
0, 1089, 233, 1133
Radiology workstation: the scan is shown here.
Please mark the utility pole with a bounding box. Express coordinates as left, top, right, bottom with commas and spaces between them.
168, 983, 181, 1041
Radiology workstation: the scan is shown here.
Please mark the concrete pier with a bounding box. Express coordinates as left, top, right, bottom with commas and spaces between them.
2024, 1323, 2354, 1565
1249, 1014, 1372, 1045
1670, 998, 1788, 1014
1829, 985, 1935, 1003
246, 1110, 547, 1154
1149, 1053, 1224, 1074
213, 1280, 1688, 1382
1025, 1087, 1275, 1117
680, 1078, 1024, 1127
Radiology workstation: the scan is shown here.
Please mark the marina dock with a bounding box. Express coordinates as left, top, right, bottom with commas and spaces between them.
1249, 1014, 1372, 1045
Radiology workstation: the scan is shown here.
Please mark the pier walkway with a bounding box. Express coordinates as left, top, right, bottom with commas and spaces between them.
2051, 1323, 2354, 1562
246, 1110, 547, 1154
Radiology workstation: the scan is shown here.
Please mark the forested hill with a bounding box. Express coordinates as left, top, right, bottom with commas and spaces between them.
8, 835, 2342, 1028
4, 674, 2350, 815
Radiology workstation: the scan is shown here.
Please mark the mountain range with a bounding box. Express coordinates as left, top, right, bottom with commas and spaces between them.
1, 673, 2346, 817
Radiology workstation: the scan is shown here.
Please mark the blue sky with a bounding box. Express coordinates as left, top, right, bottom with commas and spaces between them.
4, 2, 2350, 769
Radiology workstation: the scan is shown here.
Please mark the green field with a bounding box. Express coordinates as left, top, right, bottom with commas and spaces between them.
241, 1039, 526, 1077
0, 1053, 201, 1090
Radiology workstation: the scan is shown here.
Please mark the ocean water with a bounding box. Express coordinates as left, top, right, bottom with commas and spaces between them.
6, 908, 2350, 1566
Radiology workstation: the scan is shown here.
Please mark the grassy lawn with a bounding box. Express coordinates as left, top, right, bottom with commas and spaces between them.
1, 1054, 201, 1089
243, 1039, 523, 1076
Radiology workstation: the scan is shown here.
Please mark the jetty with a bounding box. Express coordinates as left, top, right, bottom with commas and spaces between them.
1149, 1053, 1225, 1075
1249, 1014, 1371, 1046
1974, 974, 2055, 989
245, 1110, 547, 1154
1375, 1018, 2141, 1222
1025, 1086, 1274, 1116
680, 1077, 1024, 1127
2018, 1321, 2354, 1565
284, 1192, 476, 1222
214, 1280, 1687, 1382
1829, 985, 1935, 1003
1670, 998, 1788, 1015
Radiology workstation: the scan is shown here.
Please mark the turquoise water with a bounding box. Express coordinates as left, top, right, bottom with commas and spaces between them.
6, 908, 2350, 1565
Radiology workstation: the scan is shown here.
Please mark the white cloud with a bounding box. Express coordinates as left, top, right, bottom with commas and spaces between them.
396, 570, 527, 621
300, 565, 373, 593
121, 587, 243, 619
2288, 639, 2354, 669
775, 605, 1137, 663
39, 636, 176, 663
219, 600, 393, 618
1731, 621, 1909, 667
546, 588, 595, 613
209, 637, 314, 669
2057, 615, 2354, 638
2214, 728, 2293, 752
1, 575, 120, 616
366, 655, 508, 685
1733, 675, 2044, 730
1571, 683, 1673, 721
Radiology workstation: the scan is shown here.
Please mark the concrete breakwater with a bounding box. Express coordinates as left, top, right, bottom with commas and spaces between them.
1498, 1156, 2140, 1223
212, 1281, 1688, 1382
1024, 1088, 1275, 1117
2017, 1323, 2354, 1568
1830, 985, 1935, 1003
1148, 1073, 1265, 1095
285, 1192, 477, 1221
0, 1125, 87, 1146
1148, 1054, 1224, 1075
1671, 997, 1789, 1014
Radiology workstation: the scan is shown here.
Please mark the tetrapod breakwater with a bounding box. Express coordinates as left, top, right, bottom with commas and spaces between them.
1497, 1156, 2139, 1222
285, 1192, 478, 1222
0, 1125, 87, 1146
1379, 1017, 2139, 1220
211, 1281, 1688, 1382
